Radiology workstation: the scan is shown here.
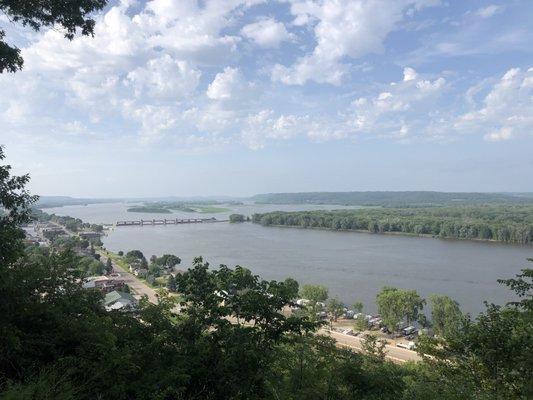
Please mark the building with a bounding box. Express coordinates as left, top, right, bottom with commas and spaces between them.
103, 291, 137, 311
79, 232, 101, 240
83, 276, 125, 293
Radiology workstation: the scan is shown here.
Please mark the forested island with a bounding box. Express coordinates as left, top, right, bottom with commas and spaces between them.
252, 191, 533, 207
127, 201, 232, 214
253, 205, 533, 245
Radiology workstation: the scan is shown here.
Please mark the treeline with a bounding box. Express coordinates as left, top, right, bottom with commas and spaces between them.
32, 209, 104, 233
251, 191, 533, 207
252, 205, 533, 245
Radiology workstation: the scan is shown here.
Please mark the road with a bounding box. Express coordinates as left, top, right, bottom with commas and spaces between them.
97, 251, 160, 304
323, 329, 421, 363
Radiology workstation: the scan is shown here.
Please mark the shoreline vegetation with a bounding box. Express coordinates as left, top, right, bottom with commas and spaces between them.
252, 205, 533, 245
251, 191, 533, 207
126, 202, 233, 214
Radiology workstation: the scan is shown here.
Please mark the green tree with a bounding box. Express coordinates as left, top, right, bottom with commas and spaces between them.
428, 294, 463, 338
125, 249, 145, 265
166, 275, 177, 292
327, 297, 344, 322
352, 301, 368, 331
300, 284, 328, 304
300, 284, 329, 318
0, 146, 38, 265
376, 287, 425, 331
229, 213, 246, 223
417, 261, 533, 399
155, 254, 181, 268
105, 258, 113, 275
282, 277, 299, 301
0, 0, 107, 73
353, 301, 364, 313
354, 314, 369, 332
362, 334, 387, 360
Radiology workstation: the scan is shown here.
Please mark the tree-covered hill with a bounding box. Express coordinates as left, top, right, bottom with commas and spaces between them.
252, 191, 533, 207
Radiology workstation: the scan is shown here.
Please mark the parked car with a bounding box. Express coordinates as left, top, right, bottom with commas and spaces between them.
344, 310, 355, 319
402, 326, 417, 336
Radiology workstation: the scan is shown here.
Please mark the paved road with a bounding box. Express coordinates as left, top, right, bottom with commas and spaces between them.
323, 329, 421, 363
97, 251, 160, 304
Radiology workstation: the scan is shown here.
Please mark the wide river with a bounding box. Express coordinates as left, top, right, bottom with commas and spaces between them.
46, 202, 532, 316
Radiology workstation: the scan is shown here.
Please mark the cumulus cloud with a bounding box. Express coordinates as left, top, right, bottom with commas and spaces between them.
457, 67, 533, 142
126, 55, 201, 100
0, 0, 530, 153
272, 0, 441, 85
348, 67, 448, 140
403, 67, 418, 82
207, 67, 247, 100
241, 18, 294, 48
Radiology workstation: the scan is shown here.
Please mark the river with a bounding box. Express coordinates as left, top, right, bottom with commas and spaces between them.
45, 202, 533, 316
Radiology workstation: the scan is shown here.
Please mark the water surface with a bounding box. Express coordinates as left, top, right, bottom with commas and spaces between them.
46, 202, 533, 315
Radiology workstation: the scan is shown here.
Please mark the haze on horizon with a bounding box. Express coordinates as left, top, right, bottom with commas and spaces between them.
1, 0, 532, 198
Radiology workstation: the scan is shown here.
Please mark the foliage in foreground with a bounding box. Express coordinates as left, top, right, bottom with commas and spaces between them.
0, 0, 107, 73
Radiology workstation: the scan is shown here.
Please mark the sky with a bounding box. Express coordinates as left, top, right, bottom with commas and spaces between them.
0, 0, 532, 197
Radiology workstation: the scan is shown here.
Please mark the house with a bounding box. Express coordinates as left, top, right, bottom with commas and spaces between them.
83, 276, 125, 293
79, 231, 101, 240
103, 291, 137, 311
82, 275, 109, 289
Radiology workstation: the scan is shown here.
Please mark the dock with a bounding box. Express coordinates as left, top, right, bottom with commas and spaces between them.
115, 217, 225, 227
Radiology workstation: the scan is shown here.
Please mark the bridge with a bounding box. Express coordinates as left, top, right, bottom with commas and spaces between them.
115, 217, 223, 227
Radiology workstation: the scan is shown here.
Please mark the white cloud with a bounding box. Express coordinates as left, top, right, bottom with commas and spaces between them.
125, 104, 178, 142
125, 55, 201, 100
240, 110, 317, 149
403, 67, 418, 81
457, 67, 533, 141
272, 0, 440, 85
475, 5, 503, 19
349, 67, 448, 139
207, 67, 246, 100
241, 18, 294, 48
484, 127, 512, 142
1, 0, 530, 154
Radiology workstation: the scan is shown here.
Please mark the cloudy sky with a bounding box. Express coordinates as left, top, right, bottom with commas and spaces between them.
1, 0, 532, 197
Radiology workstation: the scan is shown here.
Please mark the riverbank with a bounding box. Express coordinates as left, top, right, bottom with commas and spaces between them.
253, 222, 531, 246
252, 205, 533, 246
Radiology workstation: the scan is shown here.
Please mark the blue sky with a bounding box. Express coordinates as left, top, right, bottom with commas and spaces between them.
0, 0, 532, 197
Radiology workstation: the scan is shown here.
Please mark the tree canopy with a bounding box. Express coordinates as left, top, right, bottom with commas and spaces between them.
0, 0, 107, 73
376, 287, 425, 331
